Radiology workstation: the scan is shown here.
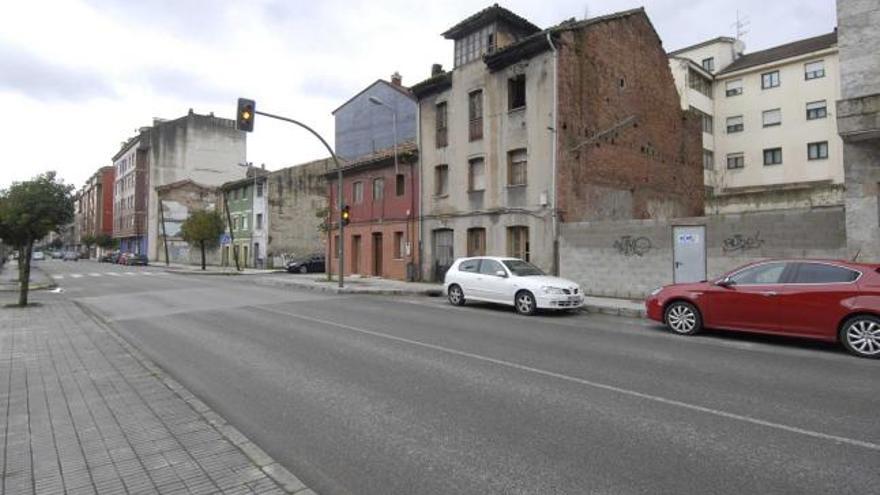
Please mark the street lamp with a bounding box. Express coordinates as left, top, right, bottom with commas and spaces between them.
368, 96, 398, 174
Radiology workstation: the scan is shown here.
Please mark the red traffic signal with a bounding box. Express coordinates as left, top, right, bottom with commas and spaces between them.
237, 98, 255, 132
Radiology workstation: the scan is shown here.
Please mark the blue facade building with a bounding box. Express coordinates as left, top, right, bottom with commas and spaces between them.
333, 73, 417, 161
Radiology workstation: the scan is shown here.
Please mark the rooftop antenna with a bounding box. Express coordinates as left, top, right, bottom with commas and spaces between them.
732, 9, 750, 41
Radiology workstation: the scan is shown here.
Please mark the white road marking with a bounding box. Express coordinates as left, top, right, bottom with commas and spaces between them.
259, 305, 880, 452
142, 272, 154, 276
89, 273, 101, 277
106, 272, 121, 276
51, 275, 64, 280
71, 274, 84, 279
124, 272, 137, 276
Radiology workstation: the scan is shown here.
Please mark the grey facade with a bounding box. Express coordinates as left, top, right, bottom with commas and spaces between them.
333, 76, 417, 161
837, 0, 880, 262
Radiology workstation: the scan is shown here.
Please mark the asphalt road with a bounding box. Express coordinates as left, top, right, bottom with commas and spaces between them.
40, 259, 880, 495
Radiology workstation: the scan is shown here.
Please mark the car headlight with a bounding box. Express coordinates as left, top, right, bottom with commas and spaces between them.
649, 287, 663, 296
542, 286, 566, 295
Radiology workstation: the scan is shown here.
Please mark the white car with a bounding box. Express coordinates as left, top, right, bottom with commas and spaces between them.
32, 251, 45, 261
444, 256, 584, 315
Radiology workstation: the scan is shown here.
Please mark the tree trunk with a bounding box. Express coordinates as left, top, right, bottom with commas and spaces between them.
200, 241, 206, 271
18, 241, 33, 307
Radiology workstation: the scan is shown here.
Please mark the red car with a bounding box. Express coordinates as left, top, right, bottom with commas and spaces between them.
646, 259, 880, 358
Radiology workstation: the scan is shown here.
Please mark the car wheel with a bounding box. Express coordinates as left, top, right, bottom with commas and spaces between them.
840, 315, 880, 359
515, 290, 537, 316
664, 301, 702, 335
447, 284, 465, 306
299, 265, 308, 274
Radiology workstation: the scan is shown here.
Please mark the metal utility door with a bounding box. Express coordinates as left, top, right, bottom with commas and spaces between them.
673, 226, 707, 283
432, 229, 454, 281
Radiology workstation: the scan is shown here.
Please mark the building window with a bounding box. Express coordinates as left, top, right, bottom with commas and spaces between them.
727, 152, 745, 170
468, 90, 483, 141
467, 228, 486, 257
256, 213, 263, 230
394, 231, 404, 259
508, 149, 527, 186
808, 141, 829, 160
687, 68, 712, 98
468, 157, 485, 192
353, 181, 364, 204
372, 177, 384, 201
763, 147, 783, 166
434, 164, 449, 196
761, 70, 780, 89
807, 100, 827, 120
701, 57, 715, 72
435, 102, 448, 148
805, 60, 825, 80
507, 226, 530, 261
703, 149, 714, 170
508, 75, 526, 110
726, 115, 744, 133
454, 24, 496, 66
725, 79, 743, 97
256, 182, 263, 197
762, 108, 782, 127
396, 174, 405, 196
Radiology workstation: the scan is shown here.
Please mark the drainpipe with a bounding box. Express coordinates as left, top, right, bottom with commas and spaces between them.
416, 100, 424, 282
547, 31, 560, 276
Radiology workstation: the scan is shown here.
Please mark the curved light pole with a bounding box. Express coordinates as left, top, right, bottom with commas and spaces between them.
247, 108, 345, 288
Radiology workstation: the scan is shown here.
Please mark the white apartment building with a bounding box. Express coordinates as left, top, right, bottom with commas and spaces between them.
669, 31, 843, 213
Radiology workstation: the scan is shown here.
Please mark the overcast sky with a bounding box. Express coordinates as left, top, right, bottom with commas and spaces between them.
0, 0, 837, 190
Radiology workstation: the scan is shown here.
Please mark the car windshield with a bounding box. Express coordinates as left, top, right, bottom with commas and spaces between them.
502, 260, 544, 276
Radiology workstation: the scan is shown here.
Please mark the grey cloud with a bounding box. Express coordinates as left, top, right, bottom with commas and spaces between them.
299, 75, 360, 102
0, 43, 117, 101
141, 67, 232, 102
82, 0, 234, 45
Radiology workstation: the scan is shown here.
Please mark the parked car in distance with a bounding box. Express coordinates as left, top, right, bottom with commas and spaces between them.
647, 259, 880, 358
62, 251, 79, 261
117, 252, 130, 265
444, 256, 583, 315
51, 250, 64, 259
286, 253, 325, 274
100, 251, 119, 263
125, 254, 149, 266
32, 251, 45, 261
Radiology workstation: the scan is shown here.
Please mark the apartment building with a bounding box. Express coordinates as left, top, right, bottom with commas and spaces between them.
669, 31, 843, 213
77, 166, 115, 257
112, 110, 246, 257
412, 6, 703, 280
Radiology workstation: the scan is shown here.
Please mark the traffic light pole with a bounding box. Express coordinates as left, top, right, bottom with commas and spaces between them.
252, 110, 344, 288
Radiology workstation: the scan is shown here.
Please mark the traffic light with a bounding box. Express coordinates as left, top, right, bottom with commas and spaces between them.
237, 98, 255, 132
341, 205, 351, 226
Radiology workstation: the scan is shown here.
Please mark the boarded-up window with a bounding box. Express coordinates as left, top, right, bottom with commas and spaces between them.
469, 90, 483, 141
507, 226, 529, 261
436, 102, 448, 147
508, 149, 527, 186
467, 228, 486, 257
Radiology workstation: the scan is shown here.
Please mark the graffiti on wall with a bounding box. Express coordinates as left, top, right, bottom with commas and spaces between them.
614, 235, 653, 257
723, 232, 765, 253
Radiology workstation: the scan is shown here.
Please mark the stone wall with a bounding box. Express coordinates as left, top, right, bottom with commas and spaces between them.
560, 207, 847, 299
266, 158, 333, 266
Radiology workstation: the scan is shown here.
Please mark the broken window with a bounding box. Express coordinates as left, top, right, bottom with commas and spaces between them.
508, 75, 526, 110
435, 164, 449, 196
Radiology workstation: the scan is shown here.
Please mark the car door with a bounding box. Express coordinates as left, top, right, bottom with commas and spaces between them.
474, 259, 509, 303
700, 261, 793, 332
774, 262, 862, 338
455, 259, 484, 299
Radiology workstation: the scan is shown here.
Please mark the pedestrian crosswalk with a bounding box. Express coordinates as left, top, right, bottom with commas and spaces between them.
51, 272, 169, 280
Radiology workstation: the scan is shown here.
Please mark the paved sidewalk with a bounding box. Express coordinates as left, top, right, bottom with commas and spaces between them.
255, 274, 444, 296
0, 263, 55, 292
581, 295, 647, 318
0, 294, 315, 495
160, 262, 282, 276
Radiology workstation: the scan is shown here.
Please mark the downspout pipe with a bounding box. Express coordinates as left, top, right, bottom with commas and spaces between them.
547, 31, 560, 276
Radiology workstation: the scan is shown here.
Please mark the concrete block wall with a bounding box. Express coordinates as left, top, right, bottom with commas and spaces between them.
560, 206, 847, 299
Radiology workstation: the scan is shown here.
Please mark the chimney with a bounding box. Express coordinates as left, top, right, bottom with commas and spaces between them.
391, 71, 402, 86
431, 64, 443, 76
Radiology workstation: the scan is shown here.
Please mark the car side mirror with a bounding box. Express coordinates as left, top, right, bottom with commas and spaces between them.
716, 277, 735, 288
495, 270, 508, 278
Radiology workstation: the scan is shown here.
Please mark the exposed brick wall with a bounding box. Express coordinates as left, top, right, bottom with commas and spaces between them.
555, 13, 704, 223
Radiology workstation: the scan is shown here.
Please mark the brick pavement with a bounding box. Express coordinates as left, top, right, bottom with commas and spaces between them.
0, 293, 315, 495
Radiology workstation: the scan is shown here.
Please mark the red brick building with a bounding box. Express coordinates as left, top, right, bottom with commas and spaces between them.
77, 166, 115, 258
326, 144, 419, 280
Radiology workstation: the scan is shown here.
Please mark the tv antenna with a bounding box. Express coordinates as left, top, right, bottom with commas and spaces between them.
732, 10, 750, 41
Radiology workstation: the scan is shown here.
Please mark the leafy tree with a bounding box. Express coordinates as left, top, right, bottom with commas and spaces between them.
180, 209, 224, 271
81, 234, 97, 257
0, 172, 74, 306
95, 233, 118, 250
